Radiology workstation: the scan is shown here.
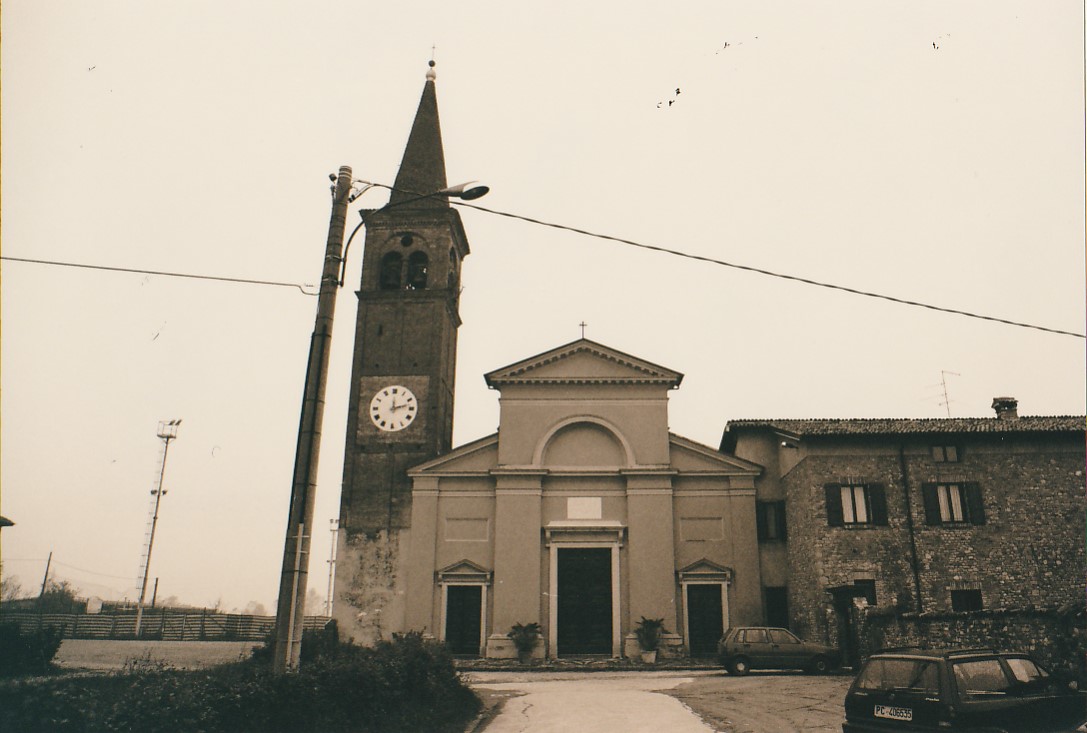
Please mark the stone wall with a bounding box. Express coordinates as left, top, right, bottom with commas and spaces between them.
855, 604, 1086, 678
781, 434, 1085, 651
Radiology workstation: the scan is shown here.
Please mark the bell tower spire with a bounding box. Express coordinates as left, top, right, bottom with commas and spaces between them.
334, 61, 473, 644
389, 61, 448, 209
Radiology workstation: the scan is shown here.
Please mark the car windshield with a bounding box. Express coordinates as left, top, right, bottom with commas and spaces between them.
953, 659, 1013, 699
856, 659, 939, 693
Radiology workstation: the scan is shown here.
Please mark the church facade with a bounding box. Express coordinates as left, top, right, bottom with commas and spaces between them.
402, 340, 764, 659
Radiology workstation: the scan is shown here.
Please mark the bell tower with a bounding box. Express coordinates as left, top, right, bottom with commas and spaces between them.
334, 63, 470, 641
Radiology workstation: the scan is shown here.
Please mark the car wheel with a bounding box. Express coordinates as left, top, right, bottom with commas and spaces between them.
809, 656, 829, 674
729, 657, 751, 676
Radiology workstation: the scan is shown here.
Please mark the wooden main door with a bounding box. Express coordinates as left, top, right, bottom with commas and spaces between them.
556, 548, 612, 655
444, 585, 482, 656
686, 584, 724, 657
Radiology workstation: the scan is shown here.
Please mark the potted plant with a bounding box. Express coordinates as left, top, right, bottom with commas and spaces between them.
634, 616, 669, 664
508, 622, 541, 664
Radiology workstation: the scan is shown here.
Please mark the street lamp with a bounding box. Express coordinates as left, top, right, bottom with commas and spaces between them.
272, 171, 488, 674
338, 180, 489, 286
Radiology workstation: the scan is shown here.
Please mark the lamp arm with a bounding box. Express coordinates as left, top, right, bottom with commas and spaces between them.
338, 217, 367, 287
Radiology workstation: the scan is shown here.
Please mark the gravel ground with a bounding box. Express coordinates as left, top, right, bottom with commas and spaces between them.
665, 670, 853, 733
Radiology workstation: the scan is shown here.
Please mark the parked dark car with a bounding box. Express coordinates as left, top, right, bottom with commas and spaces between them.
843, 648, 1087, 732
717, 626, 839, 675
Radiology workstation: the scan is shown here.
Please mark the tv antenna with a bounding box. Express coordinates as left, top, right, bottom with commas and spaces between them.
938, 371, 960, 417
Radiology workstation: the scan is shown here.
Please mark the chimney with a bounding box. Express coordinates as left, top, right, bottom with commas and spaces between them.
991, 396, 1019, 420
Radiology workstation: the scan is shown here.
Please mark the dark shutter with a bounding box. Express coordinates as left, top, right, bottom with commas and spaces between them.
756, 502, 768, 541
921, 483, 941, 525
777, 501, 788, 540
825, 484, 844, 526
965, 482, 986, 525
867, 484, 888, 525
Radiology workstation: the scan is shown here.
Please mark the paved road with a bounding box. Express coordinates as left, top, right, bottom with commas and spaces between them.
467, 670, 851, 733
468, 671, 717, 733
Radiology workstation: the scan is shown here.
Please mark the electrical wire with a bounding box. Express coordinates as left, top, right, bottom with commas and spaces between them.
450, 200, 1085, 340
3, 198, 1081, 339
2, 558, 134, 581
0, 256, 318, 295
52, 560, 135, 581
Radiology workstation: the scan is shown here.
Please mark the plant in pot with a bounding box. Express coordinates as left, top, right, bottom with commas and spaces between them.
634, 616, 669, 664
508, 622, 541, 664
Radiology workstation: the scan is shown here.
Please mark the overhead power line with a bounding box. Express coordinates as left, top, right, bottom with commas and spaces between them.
453, 200, 1086, 340
0, 256, 318, 295
4, 202, 1082, 340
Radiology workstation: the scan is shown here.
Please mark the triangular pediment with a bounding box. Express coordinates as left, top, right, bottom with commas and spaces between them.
677, 558, 734, 582
669, 434, 763, 475
437, 560, 492, 583
485, 339, 682, 388
409, 434, 498, 476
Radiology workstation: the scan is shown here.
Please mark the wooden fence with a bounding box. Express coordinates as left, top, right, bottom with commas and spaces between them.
0, 610, 332, 641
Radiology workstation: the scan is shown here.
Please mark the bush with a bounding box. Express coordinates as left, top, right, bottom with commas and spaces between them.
249, 619, 342, 666
507, 622, 541, 654
0, 623, 64, 677
0, 631, 480, 733
634, 617, 669, 652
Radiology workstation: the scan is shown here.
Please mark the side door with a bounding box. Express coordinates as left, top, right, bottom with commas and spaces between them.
738, 627, 773, 667
768, 628, 806, 668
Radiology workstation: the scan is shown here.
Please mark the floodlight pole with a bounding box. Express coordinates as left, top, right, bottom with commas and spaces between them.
273, 165, 353, 673
136, 420, 180, 636
325, 518, 339, 616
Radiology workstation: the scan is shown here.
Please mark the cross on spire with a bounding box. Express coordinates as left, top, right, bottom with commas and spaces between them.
579, 321, 588, 338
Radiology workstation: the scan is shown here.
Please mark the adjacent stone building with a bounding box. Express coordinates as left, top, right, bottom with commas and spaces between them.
720, 398, 1086, 665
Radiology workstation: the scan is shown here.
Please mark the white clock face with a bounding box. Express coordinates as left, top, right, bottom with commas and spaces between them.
369, 385, 418, 432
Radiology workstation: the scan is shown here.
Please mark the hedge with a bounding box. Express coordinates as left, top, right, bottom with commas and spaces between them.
0, 632, 480, 733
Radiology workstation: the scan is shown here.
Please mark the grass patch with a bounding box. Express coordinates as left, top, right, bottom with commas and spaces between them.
0, 631, 480, 733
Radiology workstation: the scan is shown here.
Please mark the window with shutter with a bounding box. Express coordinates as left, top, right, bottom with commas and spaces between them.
922, 482, 986, 526
827, 483, 886, 526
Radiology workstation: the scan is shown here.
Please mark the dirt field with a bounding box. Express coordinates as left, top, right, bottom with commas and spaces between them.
54, 639, 260, 671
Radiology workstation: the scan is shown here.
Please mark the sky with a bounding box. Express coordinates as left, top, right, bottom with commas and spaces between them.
2, 2, 1083, 613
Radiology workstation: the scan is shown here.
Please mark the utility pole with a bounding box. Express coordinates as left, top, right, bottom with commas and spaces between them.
273, 166, 352, 673
325, 519, 339, 617
136, 419, 181, 637
38, 551, 52, 600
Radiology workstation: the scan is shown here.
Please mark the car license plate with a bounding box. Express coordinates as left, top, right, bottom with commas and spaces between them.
874, 705, 913, 721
